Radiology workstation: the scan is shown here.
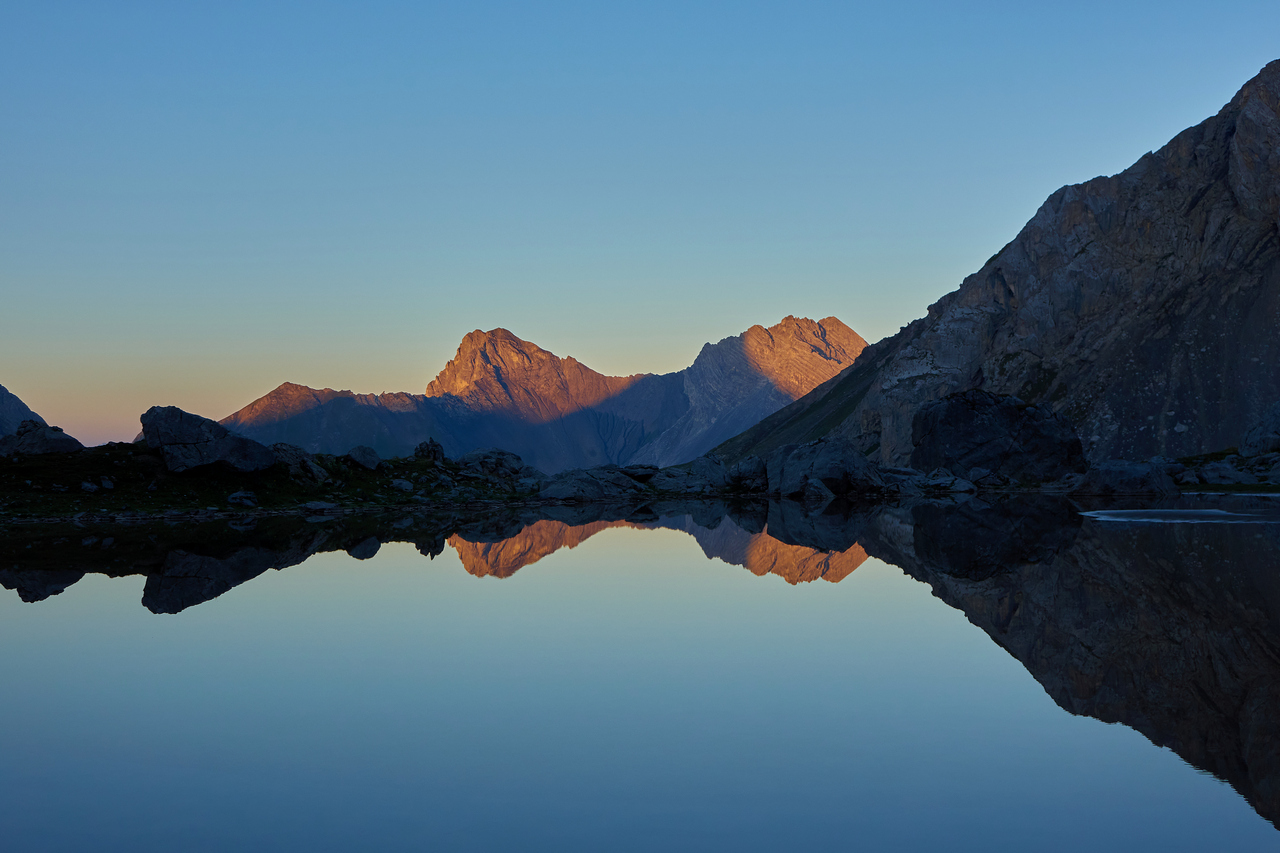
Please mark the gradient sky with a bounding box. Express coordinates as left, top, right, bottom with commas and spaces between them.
3, 1, 1279, 444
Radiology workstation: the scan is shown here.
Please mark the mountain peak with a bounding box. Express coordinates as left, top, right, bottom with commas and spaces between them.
425, 328, 641, 422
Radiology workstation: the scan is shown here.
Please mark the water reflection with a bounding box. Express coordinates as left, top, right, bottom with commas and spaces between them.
4, 493, 1280, 830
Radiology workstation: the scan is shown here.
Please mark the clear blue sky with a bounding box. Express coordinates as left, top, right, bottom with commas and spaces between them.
3, 1, 1278, 444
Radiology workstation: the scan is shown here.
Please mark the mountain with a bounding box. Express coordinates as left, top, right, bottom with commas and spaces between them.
221, 316, 864, 473
0, 384, 46, 436
719, 60, 1280, 466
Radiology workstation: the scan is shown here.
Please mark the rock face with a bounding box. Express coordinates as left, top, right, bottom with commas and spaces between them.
628, 317, 865, 466
719, 60, 1280, 467
910, 390, 1086, 483
0, 419, 84, 456
0, 384, 47, 437
141, 406, 276, 473
220, 317, 863, 474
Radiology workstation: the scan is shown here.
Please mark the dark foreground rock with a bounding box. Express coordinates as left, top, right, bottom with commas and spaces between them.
910, 390, 1086, 484
0, 420, 85, 456
141, 406, 276, 473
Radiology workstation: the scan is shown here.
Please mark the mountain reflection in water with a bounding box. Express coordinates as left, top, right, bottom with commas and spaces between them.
3, 493, 1280, 832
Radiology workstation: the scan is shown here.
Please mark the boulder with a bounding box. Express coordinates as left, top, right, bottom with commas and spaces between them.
414, 438, 446, 463
727, 455, 767, 492
1241, 403, 1280, 457
1197, 460, 1259, 485
1069, 460, 1179, 497
270, 443, 329, 484
648, 456, 728, 494
456, 448, 540, 480
227, 491, 257, 507
345, 445, 380, 471
140, 406, 276, 473
765, 438, 884, 499
911, 390, 1086, 484
539, 466, 643, 501
0, 420, 85, 456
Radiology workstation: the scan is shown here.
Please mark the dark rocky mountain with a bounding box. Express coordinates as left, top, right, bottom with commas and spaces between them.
0, 384, 45, 436
221, 316, 864, 473
719, 60, 1280, 466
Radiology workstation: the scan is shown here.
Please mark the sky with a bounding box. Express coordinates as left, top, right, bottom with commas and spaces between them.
3, 1, 1279, 445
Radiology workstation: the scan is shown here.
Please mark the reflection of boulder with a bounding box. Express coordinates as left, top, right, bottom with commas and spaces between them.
908, 497, 1080, 581
141, 533, 327, 614
0, 567, 86, 602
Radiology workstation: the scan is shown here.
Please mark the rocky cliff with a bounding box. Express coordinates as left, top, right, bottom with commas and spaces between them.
0, 383, 46, 436
221, 317, 862, 473
629, 316, 864, 465
719, 60, 1280, 466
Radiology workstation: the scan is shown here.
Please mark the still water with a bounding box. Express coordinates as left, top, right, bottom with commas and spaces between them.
2, 498, 1278, 851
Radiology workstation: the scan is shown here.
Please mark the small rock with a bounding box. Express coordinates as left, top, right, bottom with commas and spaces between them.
80, 481, 98, 492
414, 438, 446, 463
390, 479, 414, 492
228, 490, 257, 507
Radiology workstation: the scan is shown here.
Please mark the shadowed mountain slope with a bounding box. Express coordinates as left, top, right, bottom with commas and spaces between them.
222, 316, 863, 473
0, 384, 46, 436
718, 60, 1280, 466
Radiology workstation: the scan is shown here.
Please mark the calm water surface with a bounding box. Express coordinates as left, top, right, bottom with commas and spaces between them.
1, 501, 1277, 851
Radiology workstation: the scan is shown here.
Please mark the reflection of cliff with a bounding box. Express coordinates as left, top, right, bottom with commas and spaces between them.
854, 497, 1280, 831
6, 496, 1280, 830
448, 520, 636, 578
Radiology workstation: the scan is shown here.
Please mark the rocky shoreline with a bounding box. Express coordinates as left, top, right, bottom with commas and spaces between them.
3, 392, 1280, 526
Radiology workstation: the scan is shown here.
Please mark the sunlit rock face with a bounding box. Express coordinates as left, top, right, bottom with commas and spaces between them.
719, 60, 1280, 466
629, 316, 865, 466
425, 330, 645, 423
220, 317, 863, 473
0, 383, 46, 437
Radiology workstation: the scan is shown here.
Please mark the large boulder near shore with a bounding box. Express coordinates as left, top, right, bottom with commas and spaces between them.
0, 420, 85, 456
141, 406, 276, 473
910, 390, 1086, 484
1241, 403, 1280, 457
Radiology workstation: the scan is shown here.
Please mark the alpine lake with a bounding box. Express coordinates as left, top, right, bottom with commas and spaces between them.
3, 492, 1280, 851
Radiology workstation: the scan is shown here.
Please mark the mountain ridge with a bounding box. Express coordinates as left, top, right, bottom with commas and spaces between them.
222, 315, 865, 473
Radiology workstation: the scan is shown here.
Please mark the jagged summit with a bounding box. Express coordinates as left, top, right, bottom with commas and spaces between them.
425, 328, 646, 422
